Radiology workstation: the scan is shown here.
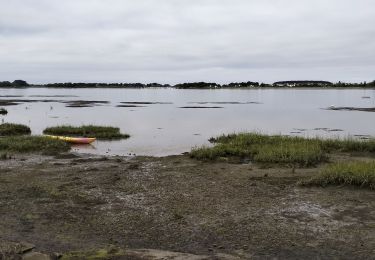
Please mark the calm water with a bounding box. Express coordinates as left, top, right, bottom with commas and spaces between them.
1, 88, 374, 156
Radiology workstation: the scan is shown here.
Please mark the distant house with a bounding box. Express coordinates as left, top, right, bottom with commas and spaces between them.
273, 81, 333, 87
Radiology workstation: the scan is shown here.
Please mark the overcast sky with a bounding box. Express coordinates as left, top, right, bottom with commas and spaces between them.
0, 0, 374, 84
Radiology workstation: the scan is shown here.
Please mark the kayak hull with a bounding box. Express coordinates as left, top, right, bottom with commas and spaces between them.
45, 135, 96, 144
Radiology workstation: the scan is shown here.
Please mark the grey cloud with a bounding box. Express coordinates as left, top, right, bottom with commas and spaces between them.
0, 0, 374, 83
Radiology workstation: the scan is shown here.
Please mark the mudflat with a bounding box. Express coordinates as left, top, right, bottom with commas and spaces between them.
0, 153, 374, 259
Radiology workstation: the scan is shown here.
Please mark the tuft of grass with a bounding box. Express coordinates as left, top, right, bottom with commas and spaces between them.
0, 152, 11, 160
0, 123, 31, 136
300, 161, 375, 189
0, 136, 70, 155
191, 145, 251, 161
0, 108, 8, 115
191, 133, 375, 166
43, 125, 130, 140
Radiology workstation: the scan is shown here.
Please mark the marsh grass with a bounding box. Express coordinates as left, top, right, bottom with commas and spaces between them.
0, 123, 31, 136
191, 133, 375, 166
0, 136, 70, 155
43, 125, 130, 140
0, 152, 10, 160
0, 108, 7, 115
253, 142, 326, 166
300, 161, 375, 189
319, 138, 375, 153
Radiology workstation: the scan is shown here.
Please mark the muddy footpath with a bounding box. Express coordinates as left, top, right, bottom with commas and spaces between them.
0, 153, 374, 259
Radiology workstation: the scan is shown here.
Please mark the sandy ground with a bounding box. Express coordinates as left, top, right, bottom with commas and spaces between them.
0, 153, 374, 259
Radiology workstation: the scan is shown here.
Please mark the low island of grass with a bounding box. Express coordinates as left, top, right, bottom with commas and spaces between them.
43, 125, 130, 140
300, 161, 375, 190
190, 133, 375, 167
0, 123, 69, 156
0, 123, 31, 136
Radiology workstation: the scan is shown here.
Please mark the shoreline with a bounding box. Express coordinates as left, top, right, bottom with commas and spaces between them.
2, 86, 375, 90
1, 151, 374, 259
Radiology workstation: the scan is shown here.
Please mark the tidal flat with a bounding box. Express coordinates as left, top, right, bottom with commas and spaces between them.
0, 149, 374, 259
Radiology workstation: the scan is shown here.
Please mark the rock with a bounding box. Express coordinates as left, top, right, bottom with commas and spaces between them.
215, 253, 243, 260
22, 252, 53, 260
0, 241, 35, 255
125, 249, 211, 259
51, 252, 62, 259
19, 242, 35, 254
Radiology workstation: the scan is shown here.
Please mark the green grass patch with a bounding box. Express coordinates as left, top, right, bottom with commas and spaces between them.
318, 138, 375, 153
253, 142, 326, 166
0, 123, 31, 136
0, 108, 7, 115
0, 136, 70, 155
191, 133, 375, 166
43, 125, 130, 140
300, 161, 375, 189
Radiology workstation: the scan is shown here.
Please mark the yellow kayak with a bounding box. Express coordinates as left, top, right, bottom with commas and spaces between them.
44, 135, 96, 144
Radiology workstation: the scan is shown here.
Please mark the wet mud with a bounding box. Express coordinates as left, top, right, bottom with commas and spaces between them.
0, 153, 374, 259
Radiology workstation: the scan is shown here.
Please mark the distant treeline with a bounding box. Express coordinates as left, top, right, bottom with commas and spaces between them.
0, 80, 29, 87
1, 80, 375, 89
42, 82, 171, 88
